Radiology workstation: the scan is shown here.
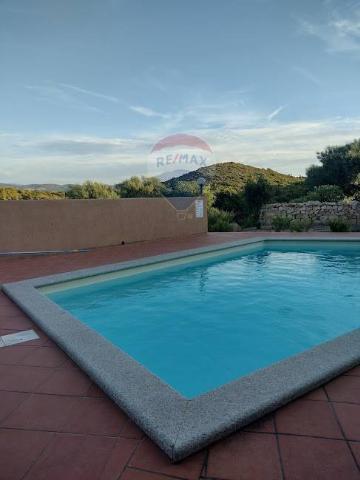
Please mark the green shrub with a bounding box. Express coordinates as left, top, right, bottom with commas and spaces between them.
208, 207, 234, 232
328, 218, 350, 232
115, 176, 166, 198
293, 185, 345, 203
66, 181, 118, 199
0, 187, 22, 200
171, 180, 199, 196
289, 218, 313, 232
0, 187, 65, 200
271, 215, 291, 231
310, 185, 344, 202
241, 213, 260, 229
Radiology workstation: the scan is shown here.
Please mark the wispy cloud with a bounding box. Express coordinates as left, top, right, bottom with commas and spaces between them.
59, 83, 120, 103
25, 82, 120, 112
25, 84, 102, 113
298, 1, 360, 54
292, 66, 322, 87
267, 105, 286, 121
129, 105, 170, 119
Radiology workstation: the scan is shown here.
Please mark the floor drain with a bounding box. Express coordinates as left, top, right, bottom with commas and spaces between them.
0, 329, 40, 347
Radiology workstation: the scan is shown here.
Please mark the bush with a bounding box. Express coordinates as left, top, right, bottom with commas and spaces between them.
241, 213, 260, 229
292, 185, 345, 203
203, 186, 215, 208
115, 176, 166, 198
66, 181, 118, 199
208, 207, 234, 232
271, 182, 309, 203
315, 185, 344, 202
0, 187, 64, 200
271, 215, 291, 231
170, 180, 199, 196
306, 140, 360, 192
0, 187, 22, 200
328, 218, 350, 232
310, 185, 344, 202
289, 218, 313, 232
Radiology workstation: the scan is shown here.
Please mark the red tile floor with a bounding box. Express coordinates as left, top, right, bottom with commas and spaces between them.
0, 232, 359, 480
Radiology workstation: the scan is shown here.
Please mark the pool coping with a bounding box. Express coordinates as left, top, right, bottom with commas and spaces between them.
2, 235, 360, 461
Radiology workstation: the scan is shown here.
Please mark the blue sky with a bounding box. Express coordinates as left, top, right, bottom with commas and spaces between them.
1, 0, 360, 183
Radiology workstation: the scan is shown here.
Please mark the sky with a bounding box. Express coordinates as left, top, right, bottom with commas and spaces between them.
1, 0, 360, 184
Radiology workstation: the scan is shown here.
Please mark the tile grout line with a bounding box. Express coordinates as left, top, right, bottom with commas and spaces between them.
201, 447, 209, 478
19, 430, 55, 480
324, 386, 360, 472
0, 424, 144, 441
113, 437, 145, 480
97, 435, 132, 480
2, 383, 360, 405
117, 437, 147, 480
121, 465, 191, 480
0, 392, 31, 425
273, 413, 286, 480
2, 424, 360, 443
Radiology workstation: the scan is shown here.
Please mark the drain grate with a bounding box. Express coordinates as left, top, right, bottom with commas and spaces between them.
0, 329, 40, 347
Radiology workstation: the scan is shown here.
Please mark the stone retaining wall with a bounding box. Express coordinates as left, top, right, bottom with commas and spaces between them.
260, 201, 360, 229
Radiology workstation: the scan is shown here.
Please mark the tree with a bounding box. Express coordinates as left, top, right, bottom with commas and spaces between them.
171, 180, 199, 196
214, 189, 243, 212
65, 184, 85, 199
115, 176, 166, 198
307, 185, 344, 202
243, 176, 272, 213
208, 208, 234, 232
66, 181, 118, 199
203, 186, 215, 208
306, 139, 360, 192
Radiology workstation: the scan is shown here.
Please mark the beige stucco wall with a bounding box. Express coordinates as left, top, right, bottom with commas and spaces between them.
0, 198, 207, 253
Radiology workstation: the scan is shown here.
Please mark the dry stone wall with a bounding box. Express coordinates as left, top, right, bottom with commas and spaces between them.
260, 201, 360, 229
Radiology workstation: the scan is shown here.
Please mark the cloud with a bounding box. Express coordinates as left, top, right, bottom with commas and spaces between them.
292, 66, 322, 87
14, 134, 149, 157
25, 82, 120, 112
129, 88, 252, 131
129, 105, 170, 119
59, 83, 120, 103
203, 117, 360, 175
298, 2, 360, 54
25, 84, 103, 112
267, 105, 286, 121
1, 116, 360, 182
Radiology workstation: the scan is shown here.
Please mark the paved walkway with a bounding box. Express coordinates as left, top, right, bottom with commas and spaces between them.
0, 232, 359, 480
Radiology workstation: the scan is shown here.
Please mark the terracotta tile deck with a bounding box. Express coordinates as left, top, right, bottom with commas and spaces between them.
0, 232, 359, 480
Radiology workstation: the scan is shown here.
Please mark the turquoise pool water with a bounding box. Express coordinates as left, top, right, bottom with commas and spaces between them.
47, 241, 360, 398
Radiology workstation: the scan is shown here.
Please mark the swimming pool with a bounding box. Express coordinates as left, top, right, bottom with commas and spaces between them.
46, 241, 360, 398
3, 237, 360, 460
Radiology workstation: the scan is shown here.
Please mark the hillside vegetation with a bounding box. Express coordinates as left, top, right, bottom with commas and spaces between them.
165, 162, 300, 192
0, 187, 65, 200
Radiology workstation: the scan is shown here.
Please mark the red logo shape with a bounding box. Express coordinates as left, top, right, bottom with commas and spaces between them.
151, 133, 212, 154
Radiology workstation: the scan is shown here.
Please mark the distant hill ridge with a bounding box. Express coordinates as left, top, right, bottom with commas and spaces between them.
0, 183, 69, 192
1, 162, 301, 193
165, 162, 301, 191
